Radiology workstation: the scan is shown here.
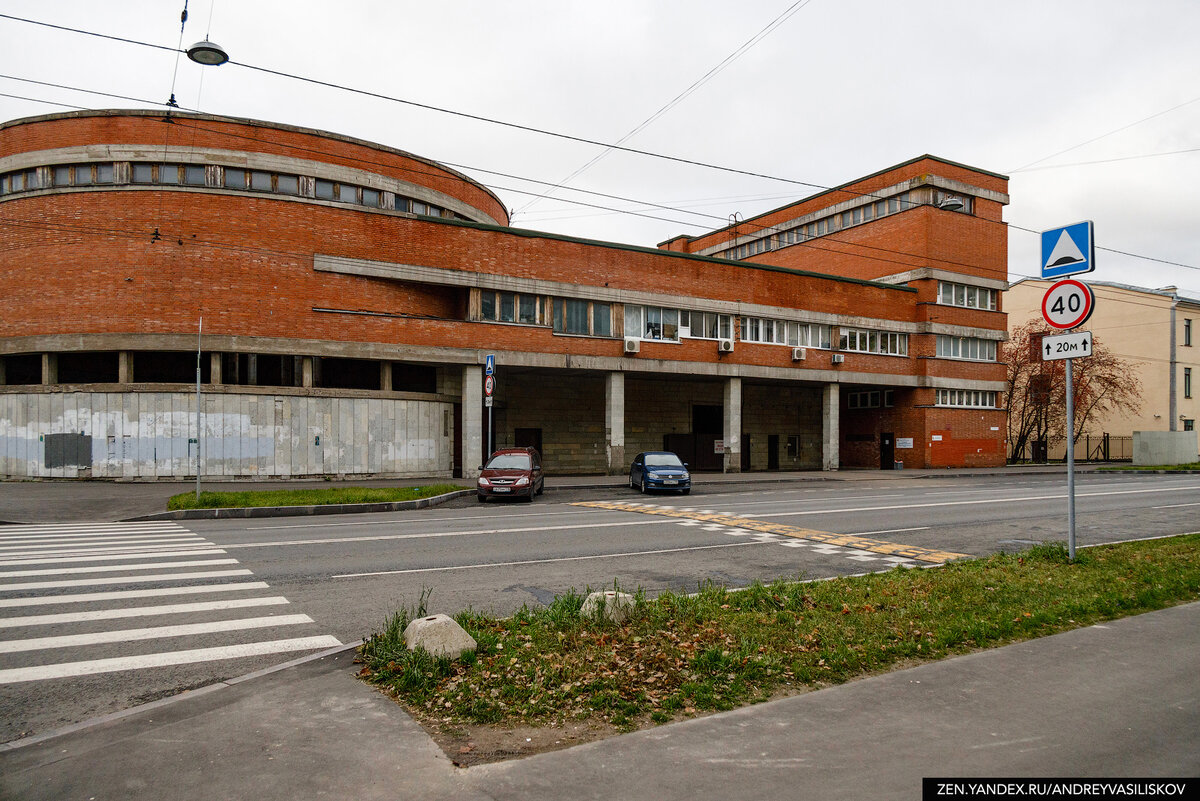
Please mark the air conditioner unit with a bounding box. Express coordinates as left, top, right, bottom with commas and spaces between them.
623, 337, 641, 354
718, 338, 735, 353
831, 353, 845, 364
791, 347, 807, 362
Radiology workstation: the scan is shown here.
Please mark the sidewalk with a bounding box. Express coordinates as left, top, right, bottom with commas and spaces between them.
0, 463, 1099, 524
2, 602, 1195, 800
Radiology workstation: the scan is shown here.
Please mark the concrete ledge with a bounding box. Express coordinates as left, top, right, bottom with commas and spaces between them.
125, 489, 476, 522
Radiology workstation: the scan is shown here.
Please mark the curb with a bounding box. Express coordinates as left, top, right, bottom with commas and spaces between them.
0, 641, 361, 752
124, 489, 477, 522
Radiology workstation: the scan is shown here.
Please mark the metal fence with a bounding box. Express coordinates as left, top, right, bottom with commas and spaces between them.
1011, 434, 1133, 464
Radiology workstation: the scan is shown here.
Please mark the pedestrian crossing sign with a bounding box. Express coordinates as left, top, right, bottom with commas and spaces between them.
1041, 221, 1095, 279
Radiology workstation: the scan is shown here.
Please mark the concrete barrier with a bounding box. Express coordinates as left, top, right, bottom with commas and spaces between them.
1133, 431, 1200, 466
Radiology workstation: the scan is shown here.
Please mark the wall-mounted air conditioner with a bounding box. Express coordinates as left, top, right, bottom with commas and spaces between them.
623, 337, 641, 354
718, 338, 734, 353
791, 347, 807, 361
831, 353, 845, 364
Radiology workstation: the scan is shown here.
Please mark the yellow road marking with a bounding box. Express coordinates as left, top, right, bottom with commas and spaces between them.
571, 501, 968, 564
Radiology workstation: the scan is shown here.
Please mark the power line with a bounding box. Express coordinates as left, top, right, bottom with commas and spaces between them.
0, 21, 1197, 276
513, 0, 815, 217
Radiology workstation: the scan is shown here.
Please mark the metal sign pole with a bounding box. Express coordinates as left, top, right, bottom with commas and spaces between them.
195, 316, 202, 503
1066, 356, 1076, 560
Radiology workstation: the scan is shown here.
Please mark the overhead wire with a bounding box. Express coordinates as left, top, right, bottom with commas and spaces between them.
0, 13, 1197, 276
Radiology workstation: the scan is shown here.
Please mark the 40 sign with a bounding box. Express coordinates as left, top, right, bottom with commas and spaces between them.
1041, 278, 1095, 330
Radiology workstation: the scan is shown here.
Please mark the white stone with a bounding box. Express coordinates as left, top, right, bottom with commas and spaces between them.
580, 591, 635, 625
403, 613, 477, 659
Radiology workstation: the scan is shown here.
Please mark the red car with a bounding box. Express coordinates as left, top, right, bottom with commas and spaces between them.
477, 447, 545, 502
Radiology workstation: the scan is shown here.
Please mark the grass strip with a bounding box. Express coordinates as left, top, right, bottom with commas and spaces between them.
167, 483, 466, 510
359, 536, 1200, 730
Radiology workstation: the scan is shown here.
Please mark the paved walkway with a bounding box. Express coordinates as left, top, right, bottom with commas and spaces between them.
2, 602, 1195, 800
0, 464, 1098, 524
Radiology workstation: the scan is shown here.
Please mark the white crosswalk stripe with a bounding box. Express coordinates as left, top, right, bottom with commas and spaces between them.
0, 521, 341, 684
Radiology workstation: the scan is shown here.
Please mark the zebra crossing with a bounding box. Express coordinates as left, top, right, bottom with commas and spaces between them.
0, 521, 341, 685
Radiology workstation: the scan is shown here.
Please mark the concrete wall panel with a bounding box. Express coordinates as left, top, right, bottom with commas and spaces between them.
0, 391, 453, 479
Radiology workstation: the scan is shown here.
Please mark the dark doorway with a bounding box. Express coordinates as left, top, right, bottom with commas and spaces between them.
515, 427, 543, 455
742, 434, 751, 471
692, 405, 722, 434
767, 434, 780, 470
881, 432, 895, 470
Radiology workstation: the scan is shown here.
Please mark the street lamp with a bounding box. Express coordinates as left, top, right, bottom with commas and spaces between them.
187, 40, 230, 66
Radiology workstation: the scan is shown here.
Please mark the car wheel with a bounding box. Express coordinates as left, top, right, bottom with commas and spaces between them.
640, 478, 648, 494
536, 480, 544, 496
681, 488, 690, 496
477, 494, 486, 503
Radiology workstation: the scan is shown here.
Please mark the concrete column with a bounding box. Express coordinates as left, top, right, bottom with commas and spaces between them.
41, 353, 57, 385
605, 371, 626, 475
246, 354, 258, 386
301, 357, 315, 388
380, 361, 393, 392
0, 357, 5, 386
462, 365, 483, 479
723, 376, 742, 473
210, 353, 223, 385
118, 351, 133, 384
822, 383, 840, 471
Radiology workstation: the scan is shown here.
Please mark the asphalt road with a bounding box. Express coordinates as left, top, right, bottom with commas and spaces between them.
2, 471, 1198, 743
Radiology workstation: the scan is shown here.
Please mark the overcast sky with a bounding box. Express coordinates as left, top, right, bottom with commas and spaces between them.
2, 1, 1198, 295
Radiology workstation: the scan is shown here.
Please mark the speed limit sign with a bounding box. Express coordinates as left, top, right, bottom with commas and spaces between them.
1041, 279, 1095, 330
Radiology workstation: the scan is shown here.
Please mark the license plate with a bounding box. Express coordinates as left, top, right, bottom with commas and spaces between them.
663, 479, 678, 485
493, 487, 510, 493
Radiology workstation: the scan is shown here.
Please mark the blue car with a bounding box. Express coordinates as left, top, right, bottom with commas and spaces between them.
629, 451, 691, 495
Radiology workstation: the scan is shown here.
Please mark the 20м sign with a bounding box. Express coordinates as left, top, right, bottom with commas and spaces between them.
1042, 330, 1093, 361
1041, 279, 1095, 330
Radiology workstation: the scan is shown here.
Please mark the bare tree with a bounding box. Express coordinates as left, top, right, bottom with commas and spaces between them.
1004, 317, 1142, 461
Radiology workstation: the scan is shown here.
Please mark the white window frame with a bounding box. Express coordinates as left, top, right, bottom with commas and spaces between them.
839, 328, 907, 356
936, 389, 997, 408
937, 281, 998, 311
936, 335, 997, 362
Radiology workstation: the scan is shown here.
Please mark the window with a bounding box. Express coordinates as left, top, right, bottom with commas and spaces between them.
251, 171, 273, 192
95, 164, 114, 184
936, 389, 997, 408
680, 311, 731, 340
478, 290, 542, 326
937, 335, 997, 361
1185, 419, 1195, 432
847, 391, 882, 409
1185, 319, 1192, 347
520, 295, 538, 325
131, 163, 155, 184
184, 165, 206, 186
592, 302, 611, 337
1186, 367, 1192, 399
315, 179, 335, 200
337, 184, 357, 204
224, 169, 247, 189
276, 174, 299, 195
626, 305, 683, 341
362, 188, 380, 207
937, 281, 998, 311
839, 328, 907, 356
551, 298, 609, 336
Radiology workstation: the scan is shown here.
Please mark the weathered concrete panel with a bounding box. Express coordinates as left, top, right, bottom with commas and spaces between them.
1133, 431, 1199, 466
0, 391, 454, 479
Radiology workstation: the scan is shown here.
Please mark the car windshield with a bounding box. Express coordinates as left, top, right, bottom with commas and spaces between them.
486, 453, 530, 470
645, 453, 683, 468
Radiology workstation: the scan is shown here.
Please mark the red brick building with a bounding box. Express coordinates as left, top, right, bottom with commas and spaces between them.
0, 110, 1009, 479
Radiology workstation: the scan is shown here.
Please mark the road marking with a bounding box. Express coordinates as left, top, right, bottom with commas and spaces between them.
244, 507, 598, 531
0, 559, 240, 578
0, 536, 205, 553
0, 597, 291, 628
217, 518, 665, 550
0, 548, 228, 567
738, 484, 1200, 519
0, 569, 254, 592
0, 636, 343, 684
0, 582, 272, 608
0, 614, 316, 654
334, 540, 768, 579
573, 501, 967, 563
0, 543, 221, 560
1153, 502, 1200, 509
851, 527, 931, 536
